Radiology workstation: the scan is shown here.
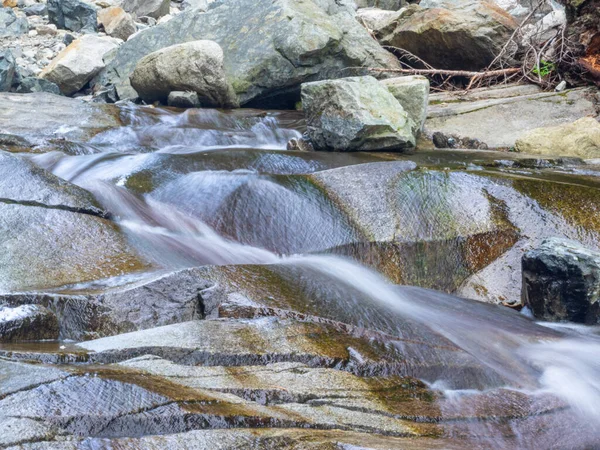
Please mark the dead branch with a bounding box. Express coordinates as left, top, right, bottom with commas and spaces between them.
369, 67, 521, 78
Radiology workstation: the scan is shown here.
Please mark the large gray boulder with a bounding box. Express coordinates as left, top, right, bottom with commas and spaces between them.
130, 41, 238, 107
47, 0, 98, 32
381, 75, 429, 133
95, 0, 401, 106
301, 76, 415, 152
0, 7, 28, 37
522, 238, 600, 324
0, 50, 15, 92
0, 305, 59, 342
40, 35, 120, 96
375, 2, 517, 70
121, 0, 170, 19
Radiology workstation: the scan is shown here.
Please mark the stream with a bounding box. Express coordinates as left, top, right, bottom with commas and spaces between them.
4, 104, 600, 448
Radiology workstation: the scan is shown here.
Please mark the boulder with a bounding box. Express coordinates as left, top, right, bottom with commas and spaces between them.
96, 0, 401, 105
522, 238, 600, 323
40, 35, 120, 96
23, 3, 47, 15
121, 0, 169, 19
14, 77, 61, 94
97, 6, 136, 41
0, 7, 29, 37
47, 0, 98, 32
130, 41, 238, 107
301, 76, 415, 152
0, 305, 59, 342
0, 50, 15, 92
381, 75, 430, 133
168, 90, 201, 108
376, 2, 517, 70
356, 7, 405, 32
514, 117, 600, 159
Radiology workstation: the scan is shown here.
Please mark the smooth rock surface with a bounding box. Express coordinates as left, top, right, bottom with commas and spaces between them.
0, 151, 143, 292
523, 238, 600, 323
0, 92, 122, 143
130, 41, 237, 107
47, 0, 98, 32
40, 35, 120, 96
425, 85, 599, 149
515, 117, 600, 158
96, 0, 401, 104
301, 76, 415, 151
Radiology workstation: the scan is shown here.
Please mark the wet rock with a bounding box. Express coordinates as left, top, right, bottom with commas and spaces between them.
47, 0, 98, 32
122, 0, 170, 19
0, 49, 16, 92
130, 41, 238, 107
96, 0, 400, 105
0, 305, 59, 342
40, 35, 120, 96
515, 117, 600, 159
301, 76, 415, 152
167, 91, 201, 108
97, 6, 136, 41
0, 150, 105, 214
0, 151, 143, 292
4, 428, 458, 449
0, 7, 29, 37
76, 317, 426, 379
381, 75, 430, 133
426, 85, 599, 149
287, 137, 314, 152
0, 92, 122, 143
14, 76, 61, 94
23, 3, 47, 16
522, 238, 600, 323
0, 133, 32, 150
376, 2, 517, 70
1, 267, 215, 340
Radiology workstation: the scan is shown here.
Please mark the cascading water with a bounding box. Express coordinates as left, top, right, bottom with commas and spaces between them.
24, 104, 600, 448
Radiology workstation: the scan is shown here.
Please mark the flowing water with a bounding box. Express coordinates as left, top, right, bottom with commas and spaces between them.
19, 104, 600, 448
